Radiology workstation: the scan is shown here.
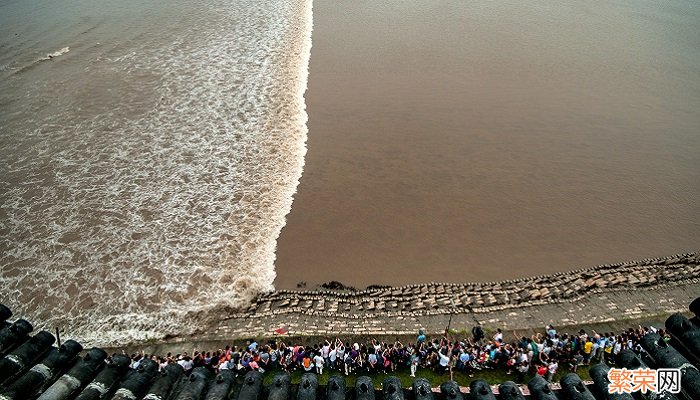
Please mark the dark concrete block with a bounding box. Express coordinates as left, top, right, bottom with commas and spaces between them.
469, 380, 496, 400
238, 371, 264, 400
559, 373, 596, 400
382, 377, 403, 400
296, 373, 318, 400
111, 358, 159, 400
0, 319, 33, 357
1, 339, 82, 400
412, 378, 434, 400
0, 330, 55, 385
589, 363, 634, 400
204, 369, 236, 400
439, 381, 462, 400
527, 376, 558, 400
497, 381, 524, 400
640, 333, 700, 400
174, 367, 214, 400
74, 354, 131, 400
36, 347, 108, 400
143, 363, 184, 400
355, 376, 375, 400
326, 376, 346, 400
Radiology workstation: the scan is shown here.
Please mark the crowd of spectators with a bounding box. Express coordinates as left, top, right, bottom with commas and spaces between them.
125, 324, 669, 383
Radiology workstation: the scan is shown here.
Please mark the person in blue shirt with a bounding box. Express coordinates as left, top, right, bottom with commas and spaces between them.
417, 329, 426, 344
458, 350, 470, 371
248, 340, 258, 352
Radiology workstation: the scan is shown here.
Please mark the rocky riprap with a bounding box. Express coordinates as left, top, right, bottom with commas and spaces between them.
244, 253, 700, 319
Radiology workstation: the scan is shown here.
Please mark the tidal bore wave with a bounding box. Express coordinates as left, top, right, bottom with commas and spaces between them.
0, 0, 313, 346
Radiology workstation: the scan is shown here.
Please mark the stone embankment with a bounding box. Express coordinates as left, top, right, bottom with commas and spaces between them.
250, 253, 699, 317
205, 253, 699, 340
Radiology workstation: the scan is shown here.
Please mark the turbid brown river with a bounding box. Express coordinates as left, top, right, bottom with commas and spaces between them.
275, 0, 700, 288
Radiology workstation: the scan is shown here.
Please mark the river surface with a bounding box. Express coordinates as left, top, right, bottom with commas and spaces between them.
0, 0, 312, 344
275, 0, 700, 288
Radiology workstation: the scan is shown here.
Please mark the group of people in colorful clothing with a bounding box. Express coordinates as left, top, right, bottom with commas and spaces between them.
126, 323, 669, 383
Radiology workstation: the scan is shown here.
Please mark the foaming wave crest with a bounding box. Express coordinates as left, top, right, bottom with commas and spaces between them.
43, 47, 70, 60
0, 0, 313, 346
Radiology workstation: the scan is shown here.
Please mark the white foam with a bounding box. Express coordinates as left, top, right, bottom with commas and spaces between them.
84, 382, 109, 395
29, 363, 53, 379
0, 0, 313, 346
113, 389, 136, 400
43, 46, 70, 60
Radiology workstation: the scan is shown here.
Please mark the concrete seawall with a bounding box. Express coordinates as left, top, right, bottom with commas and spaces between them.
190, 252, 699, 342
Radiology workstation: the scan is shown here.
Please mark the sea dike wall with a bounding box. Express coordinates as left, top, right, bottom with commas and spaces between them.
198, 252, 699, 341
251, 252, 698, 317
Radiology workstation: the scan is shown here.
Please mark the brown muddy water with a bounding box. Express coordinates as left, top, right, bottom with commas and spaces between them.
275, 0, 700, 288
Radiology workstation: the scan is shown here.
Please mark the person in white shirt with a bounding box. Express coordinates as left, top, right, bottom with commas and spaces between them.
591, 338, 600, 362
322, 341, 331, 366
410, 352, 419, 377
518, 352, 527, 364
368, 351, 378, 372
546, 360, 558, 382
336, 345, 345, 371
178, 356, 193, 372
313, 353, 325, 375
516, 361, 529, 382
493, 329, 503, 343
439, 350, 450, 373
343, 351, 352, 376
329, 347, 337, 370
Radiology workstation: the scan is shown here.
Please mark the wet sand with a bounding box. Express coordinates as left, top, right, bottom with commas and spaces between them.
275, 0, 700, 288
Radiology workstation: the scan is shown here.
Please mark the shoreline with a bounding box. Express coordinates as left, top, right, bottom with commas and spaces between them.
119, 252, 698, 351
